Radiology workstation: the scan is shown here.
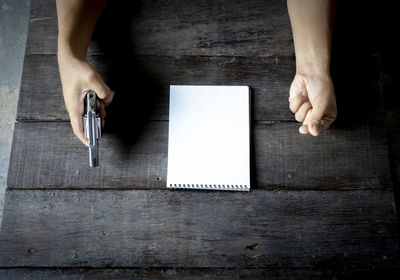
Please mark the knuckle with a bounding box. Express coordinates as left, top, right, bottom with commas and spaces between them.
289, 102, 299, 113
98, 91, 108, 98
295, 113, 304, 122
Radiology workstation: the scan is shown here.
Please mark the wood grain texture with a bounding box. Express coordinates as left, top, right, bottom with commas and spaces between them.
17, 53, 383, 123
7, 121, 392, 190
26, 0, 293, 56
1, 268, 399, 280
3, 0, 397, 276
17, 54, 296, 121
20, 0, 385, 123
0, 189, 398, 268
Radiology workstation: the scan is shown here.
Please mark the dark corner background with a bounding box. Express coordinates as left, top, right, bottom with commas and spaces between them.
366, 1, 400, 218
331, 0, 400, 222
379, 2, 400, 225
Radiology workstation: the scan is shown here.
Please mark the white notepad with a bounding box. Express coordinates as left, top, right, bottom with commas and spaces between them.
167, 85, 251, 191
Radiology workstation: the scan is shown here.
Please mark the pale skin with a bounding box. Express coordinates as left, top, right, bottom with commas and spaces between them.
56, 0, 336, 145
56, 0, 113, 146
287, 0, 337, 136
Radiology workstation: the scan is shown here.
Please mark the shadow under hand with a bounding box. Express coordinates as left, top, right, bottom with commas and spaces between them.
330, 1, 383, 128
91, 1, 162, 155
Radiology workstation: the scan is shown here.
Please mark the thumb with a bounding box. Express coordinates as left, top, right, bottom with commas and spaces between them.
289, 78, 307, 113
91, 76, 114, 105
308, 102, 327, 136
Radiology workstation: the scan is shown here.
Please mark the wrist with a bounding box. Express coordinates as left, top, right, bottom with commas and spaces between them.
57, 47, 84, 68
295, 51, 331, 76
57, 38, 87, 63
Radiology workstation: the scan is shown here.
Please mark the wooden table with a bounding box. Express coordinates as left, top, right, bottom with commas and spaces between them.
1, 0, 399, 278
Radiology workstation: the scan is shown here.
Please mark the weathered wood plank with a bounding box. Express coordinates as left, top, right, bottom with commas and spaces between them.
7, 121, 392, 190
1, 268, 399, 280
26, 0, 293, 56
17, 54, 296, 121
22, 0, 385, 123
0, 189, 398, 268
17, 53, 383, 123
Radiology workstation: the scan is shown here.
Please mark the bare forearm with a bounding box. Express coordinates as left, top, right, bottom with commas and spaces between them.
56, 0, 107, 60
56, 0, 113, 146
287, 0, 335, 74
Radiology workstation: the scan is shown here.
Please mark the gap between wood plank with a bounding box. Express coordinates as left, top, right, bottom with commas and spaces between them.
0, 189, 397, 268
6, 187, 391, 192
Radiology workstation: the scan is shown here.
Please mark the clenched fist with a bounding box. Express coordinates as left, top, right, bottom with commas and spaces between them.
289, 72, 337, 136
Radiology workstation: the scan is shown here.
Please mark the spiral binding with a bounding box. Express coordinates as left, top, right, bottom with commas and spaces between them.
168, 183, 249, 191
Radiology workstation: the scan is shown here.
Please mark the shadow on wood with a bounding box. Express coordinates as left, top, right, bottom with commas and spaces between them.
92, 1, 163, 155
330, 1, 383, 127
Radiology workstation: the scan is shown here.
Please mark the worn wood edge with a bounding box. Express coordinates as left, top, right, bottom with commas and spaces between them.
0, 189, 398, 268
0, 267, 399, 279
6, 121, 393, 190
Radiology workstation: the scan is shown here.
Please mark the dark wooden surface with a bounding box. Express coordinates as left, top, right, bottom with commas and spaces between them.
17, 53, 383, 123
18, 54, 296, 121
7, 121, 392, 190
18, 0, 383, 123
26, 0, 293, 56
1, 268, 399, 280
0, 190, 398, 267
1, 0, 399, 278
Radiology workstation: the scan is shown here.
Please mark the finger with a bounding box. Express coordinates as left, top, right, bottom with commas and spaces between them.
300, 109, 312, 135
316, 114, 337, 135
103, 89, 115, 106
289, 90, 307, 113
299, 125, 309, 134
304, 111, 321, 137
70, 112, 88, 147
295, 101, 311, 123
99, 102, 106, 128
307, 100, 329, 136
103, 90, 115, 107
93, 79, 114, 104
289, 78, 308, 113
99, 102, 106, 119
303, 107, 312, 125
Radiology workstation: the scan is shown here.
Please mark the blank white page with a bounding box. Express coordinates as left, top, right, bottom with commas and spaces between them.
167, 85, 250, 191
